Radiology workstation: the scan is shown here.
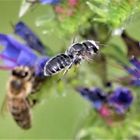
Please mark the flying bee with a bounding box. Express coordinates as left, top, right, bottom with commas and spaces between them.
6, 66, 35, 129
0, 21, 50, 129
44, 40, 99, 76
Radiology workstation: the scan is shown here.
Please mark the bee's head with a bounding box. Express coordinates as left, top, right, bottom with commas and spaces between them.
82, 40, 99, 55
11, 66, 35, 81
9, 66, 35, 95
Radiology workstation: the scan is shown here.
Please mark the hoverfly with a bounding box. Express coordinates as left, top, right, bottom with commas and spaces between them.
0, 21, 49, 129
44, 40, 99, 76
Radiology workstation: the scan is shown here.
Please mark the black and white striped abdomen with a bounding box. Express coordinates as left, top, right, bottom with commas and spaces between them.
44, 54, 72, 76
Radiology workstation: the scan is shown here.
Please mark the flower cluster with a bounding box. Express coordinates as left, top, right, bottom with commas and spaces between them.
76, 86, 133, 125
117, 31, 140, 86
0, 21, 49, 77
54, 0, 79, 18
122, 57, 140, 86
39, 0, 60, 5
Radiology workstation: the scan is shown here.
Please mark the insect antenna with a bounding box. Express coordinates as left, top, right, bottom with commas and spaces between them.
9, 21, 15, 30
94, 40, 110, 48
0, 95, 8, 117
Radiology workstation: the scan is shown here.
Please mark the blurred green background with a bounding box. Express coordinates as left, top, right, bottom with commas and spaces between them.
1, 0, 140, 139
0, 0, 88, 139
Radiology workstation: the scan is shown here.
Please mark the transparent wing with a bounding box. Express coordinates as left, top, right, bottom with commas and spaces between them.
0, 95, 8, 117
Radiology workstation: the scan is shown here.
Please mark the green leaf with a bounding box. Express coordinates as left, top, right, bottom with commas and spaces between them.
86, 1, 106, 18
19, 0, 32, 17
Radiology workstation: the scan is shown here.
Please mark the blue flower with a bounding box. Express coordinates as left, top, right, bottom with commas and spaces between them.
0, 33, 49, 76
131, 78, 140, 86
123, 65, 140, 78
36, 57, 49, 77
76, 86, 133, 115
122, 57, 140, 86
76, 87, 107, 110
14, 21, 46, 55
130, 57, 140, 70
39, 0, 60, 5
0, 34, 37, 66
108, 87, 133, 114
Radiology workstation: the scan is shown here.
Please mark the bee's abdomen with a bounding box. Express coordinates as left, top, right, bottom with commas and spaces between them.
8, 98, 31, 129
44, 54, 72, 76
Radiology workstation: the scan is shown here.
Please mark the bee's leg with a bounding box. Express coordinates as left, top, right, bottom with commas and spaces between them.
27, 98, 39, 108
31, 77, 46, 94
31, 99, 38, 107
63, 62, 73, 76
74, 63, 81, 72
57, 63, 73, 82
57, 69, 69, 82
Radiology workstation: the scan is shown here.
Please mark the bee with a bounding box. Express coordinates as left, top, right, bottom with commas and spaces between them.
0, 21, 50, 129
6, 66, 35, 129
44, 40, 99, 76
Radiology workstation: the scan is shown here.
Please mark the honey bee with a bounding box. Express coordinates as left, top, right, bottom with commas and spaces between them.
0, 22, 50, 129
5, 66, 36, 129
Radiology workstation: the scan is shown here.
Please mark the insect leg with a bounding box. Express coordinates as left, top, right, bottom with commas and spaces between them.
57, 62, 73, 82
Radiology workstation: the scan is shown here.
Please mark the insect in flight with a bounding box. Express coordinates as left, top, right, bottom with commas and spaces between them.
43, 40, 99, 76
7, 66, 35, 129
0, 21, 49, 129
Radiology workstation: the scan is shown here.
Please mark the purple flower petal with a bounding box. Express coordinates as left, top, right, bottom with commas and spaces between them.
130, 57, 140, 70
131, 78, 140, 86
39, 0, 60, 5
17, 51, 37, 66
14, 21, 46, 55
76, 87, 107, 110
0, 34, 38, 67
109, 87, 133, 113
124, 65, 140, 78
36, 56, 50, 76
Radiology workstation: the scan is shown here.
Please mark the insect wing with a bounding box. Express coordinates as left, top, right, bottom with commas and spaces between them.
0, 95, 8, 117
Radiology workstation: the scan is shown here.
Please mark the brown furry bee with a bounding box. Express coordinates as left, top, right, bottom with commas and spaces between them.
5, 66, 36, 129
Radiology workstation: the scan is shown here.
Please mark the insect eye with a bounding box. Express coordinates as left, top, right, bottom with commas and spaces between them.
25, 71, 29, 76
92, 47, 98, 53
12, 70, 18, 76
21, 71, 28, 78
